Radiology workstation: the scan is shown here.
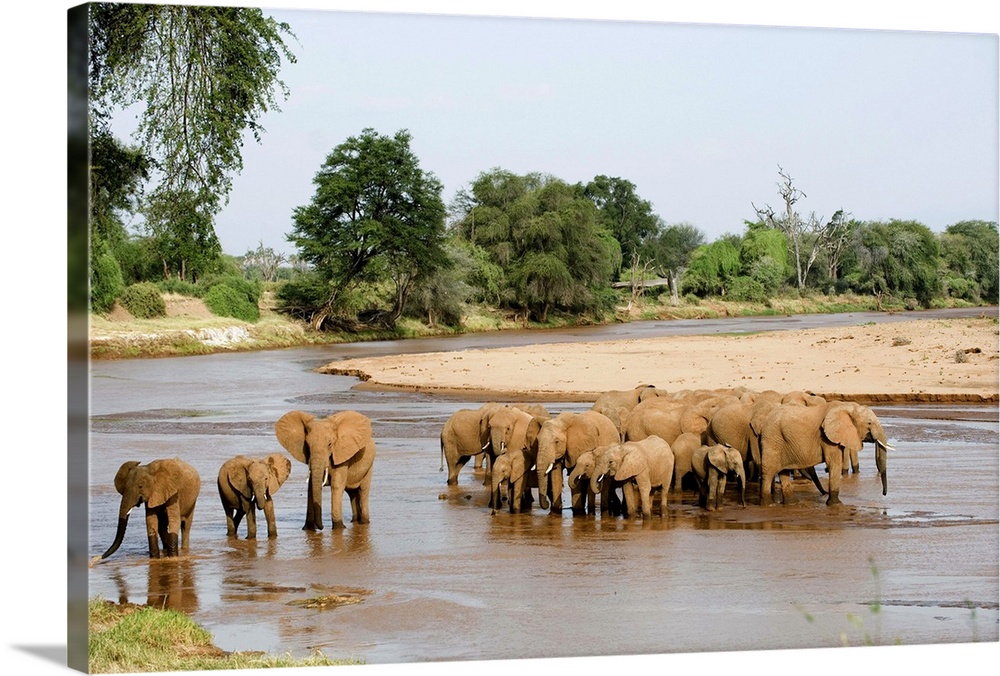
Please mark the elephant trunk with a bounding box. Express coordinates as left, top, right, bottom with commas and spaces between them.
871, 420, 889, 496
875, 440, 888, 496
101, 516, 130, 559
308, 459, 327, 530
535, 447, 555, 512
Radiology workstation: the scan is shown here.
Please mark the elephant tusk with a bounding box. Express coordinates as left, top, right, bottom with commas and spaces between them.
481, 442, 490, 451
322, 468, 330, 487
545, 463, 554, 475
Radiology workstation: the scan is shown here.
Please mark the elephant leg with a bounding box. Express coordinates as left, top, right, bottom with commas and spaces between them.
638, 479, 652, 519
303, 477, 319, 531
717, 475, 728, 510
146, 509, 164, 558
327, 473, 347, 529
224, 507, 238, 536
263, 500, 278, 538
448, 454, 470, 485
549, 465, 564, 513
570, 486, 588, 516
230, 508, 244, 537
707, 472, 719, 511
759, 468, 776, 507
354, 471, 373, 524
245, 507, 257, 540
777, 472, 794, 504
826, 452, 843, 506
180, 515, 192, 550
163, 532, 179, 557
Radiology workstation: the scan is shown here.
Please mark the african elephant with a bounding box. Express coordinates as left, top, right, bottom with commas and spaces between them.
101, 458, 201, 559
667, 432, 703, 496
691, 444, 746, 510
590, 384, 665, 437
758, 401, 890, 507
490, 447, 538, 514
566, 446, 621, 516
217, 453, 292, 539
613, 436, 675, 519
440, 403, 503, 485
535, 410, 620, 514
479, 404, 549, 486
275, 409, 376, 531
624, 394, 738, 446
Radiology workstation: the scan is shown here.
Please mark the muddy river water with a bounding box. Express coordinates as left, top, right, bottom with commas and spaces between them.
86, 309, 999, 667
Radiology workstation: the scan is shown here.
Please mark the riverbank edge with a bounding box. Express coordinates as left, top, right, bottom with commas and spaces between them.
332, 371, 999, 405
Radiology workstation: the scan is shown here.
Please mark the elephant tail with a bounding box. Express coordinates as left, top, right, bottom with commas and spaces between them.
101, 516, 130, 559
439, 436, 445, 472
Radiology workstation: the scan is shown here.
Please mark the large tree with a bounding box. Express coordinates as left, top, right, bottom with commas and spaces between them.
454, 170, 619, 321
582, 175, 661, 273
644, 222, 705, 304
88, 3, 296, 282
287, 128, 448, 329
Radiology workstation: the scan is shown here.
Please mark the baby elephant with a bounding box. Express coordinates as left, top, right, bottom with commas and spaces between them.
217, 454, 292, 539
691, 444, 746, 511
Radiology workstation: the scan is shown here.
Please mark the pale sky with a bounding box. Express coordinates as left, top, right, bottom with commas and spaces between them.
155, 1, 999, 258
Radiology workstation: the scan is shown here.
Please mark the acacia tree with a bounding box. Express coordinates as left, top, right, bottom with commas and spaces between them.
287, 128, 448, 329
88, 4, 296, 281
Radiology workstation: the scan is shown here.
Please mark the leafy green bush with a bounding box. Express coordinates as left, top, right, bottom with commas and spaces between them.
120, 282, 166, 318
203, 283, 260, 322
91, 238, 125, 314
157, 278, 200, 297
727, 276, 767, 303
201, 274, 261, 305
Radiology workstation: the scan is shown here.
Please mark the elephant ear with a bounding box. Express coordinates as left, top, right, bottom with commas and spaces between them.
275, 410, 316, 464
224, 458, 253, 501
616, 449, 645, 481
329, 411, 373, 465
146, 461, 182, 508
822, 405, 863, 452
113, 461, 140, 495
524, 415, 543, 450
266, 453, 292, 493
707, 446, 730, 474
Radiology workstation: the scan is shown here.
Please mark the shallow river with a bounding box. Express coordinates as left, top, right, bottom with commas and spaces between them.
86, 309, 999, 666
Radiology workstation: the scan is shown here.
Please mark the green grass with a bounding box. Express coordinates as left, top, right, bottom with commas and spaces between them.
88, 597, 361, 672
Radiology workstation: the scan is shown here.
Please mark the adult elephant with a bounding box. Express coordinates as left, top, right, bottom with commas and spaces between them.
101, 458, 201, 560
535, 410, 620, 514
624, 394, 738, 446
275, 409, 376, 531
667, 432, 704, 497
479, 404, 549, 486
217, 453, 292, 539
590, 384, 665, 438
440, 402, 504, 486
691, 444, 747, 510
759, 401, 890, 507
612, 436, 675, 520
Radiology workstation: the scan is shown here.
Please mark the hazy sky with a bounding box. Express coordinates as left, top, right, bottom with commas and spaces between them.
115, 2, 999, 258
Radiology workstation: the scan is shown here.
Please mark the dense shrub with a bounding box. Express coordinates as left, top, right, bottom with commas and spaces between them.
91, 238, 125, 314
201, 274, 261, 305
120, 282, 167, 318
203, 283, 260, 322
727, 276, 767, 303
157, 278, 200, 297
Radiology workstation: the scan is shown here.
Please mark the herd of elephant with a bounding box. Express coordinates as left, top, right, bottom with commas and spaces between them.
97, 385, 891, 560
442, 385, 891, 518
98, 409, 376, 560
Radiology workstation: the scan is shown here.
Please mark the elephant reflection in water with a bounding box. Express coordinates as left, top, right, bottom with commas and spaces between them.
112, 559, 199, 614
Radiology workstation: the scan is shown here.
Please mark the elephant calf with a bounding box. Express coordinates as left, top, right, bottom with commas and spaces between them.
217, 453, 292, 539
101, 458, 201, 559
691, 444, 746, 510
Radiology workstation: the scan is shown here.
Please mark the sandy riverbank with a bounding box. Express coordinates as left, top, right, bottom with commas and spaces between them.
322, 316, 1000, 403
